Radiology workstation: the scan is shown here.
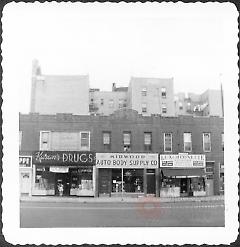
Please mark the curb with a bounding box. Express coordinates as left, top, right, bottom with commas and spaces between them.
20, 196, 224, 204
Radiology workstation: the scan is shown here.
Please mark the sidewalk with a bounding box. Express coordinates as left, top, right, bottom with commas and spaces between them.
20, 195, 224, 203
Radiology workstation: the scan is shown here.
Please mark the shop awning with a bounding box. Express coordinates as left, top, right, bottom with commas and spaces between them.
161, 168, 205, 178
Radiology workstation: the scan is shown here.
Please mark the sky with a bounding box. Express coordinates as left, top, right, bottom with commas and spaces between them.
2, 2, 238, 113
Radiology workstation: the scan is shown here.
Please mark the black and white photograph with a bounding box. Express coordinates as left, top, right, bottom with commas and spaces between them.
2, 2, 239, 245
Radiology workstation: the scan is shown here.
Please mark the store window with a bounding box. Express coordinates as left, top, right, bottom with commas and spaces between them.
144, 132, 152, 151
179, 102, 183, 110
123, 132, 131, 151
70, 168, 93, 196
80, 132, 90, 150
40, 131, 51, 150
142, 87, 147, 96
221, 133, 224, 151
203, 133, 211, 152
112, 169, 144, 193
164, 133, 172, 152
161, 87, 166, 98
142, 103, 147, 113
34, 166, 55, 193
184, 132, 192, 152
162, 103, 167, 114
103, 132, 111, 151
19, 131, 22, 150
190, 177, 206, 193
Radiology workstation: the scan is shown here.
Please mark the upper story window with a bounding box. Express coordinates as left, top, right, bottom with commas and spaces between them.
144, 132, 152, 151
203, 133, 211, 152
109, 99, 114, 108
183, 132, 192, 152
40, 131, 90, 151
142, 103, 147, 113
221, 133, 224, 151
162, 103, 167, 114
19, 131, 22, 150
161, 87, 166, 98
80, 132, 90, 150
103, 132, 111, 151
40, 131, 51, 151
164, 133, 172, 152
123, 132, 131, 151
100, 99, 104, 105
141, 87, 147, 96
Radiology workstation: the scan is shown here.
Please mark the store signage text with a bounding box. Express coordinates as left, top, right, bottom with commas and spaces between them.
33, 151, 95, 166
160, 154, 205, 168
19, 156, 32, 168
96, 153, 158, 169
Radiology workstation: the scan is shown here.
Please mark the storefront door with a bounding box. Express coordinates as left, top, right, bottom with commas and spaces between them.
180, 178, 188, 197
99, 169, 111, 196
55, 173, 70, 196
20, 172, 31, 195
147, 173, 155, 194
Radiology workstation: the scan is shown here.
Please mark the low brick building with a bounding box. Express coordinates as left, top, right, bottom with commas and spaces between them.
19, 109, 224, 197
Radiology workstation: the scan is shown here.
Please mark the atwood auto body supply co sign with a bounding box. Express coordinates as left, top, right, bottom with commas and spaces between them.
160, 154, 206, 168
96, 153, 158, 169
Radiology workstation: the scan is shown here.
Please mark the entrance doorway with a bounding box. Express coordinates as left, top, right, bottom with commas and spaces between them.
147, 172, 155, 194
180, 178, 189, 197
55, 173, 70, 196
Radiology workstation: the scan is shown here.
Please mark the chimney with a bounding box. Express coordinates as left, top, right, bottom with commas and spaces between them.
112, 83, 116, 92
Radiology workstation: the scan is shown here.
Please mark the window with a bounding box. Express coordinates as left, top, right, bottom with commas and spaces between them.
19, 131, 22, 150
162, 103, 167, 114
80, 132, 90, 151
179, 102, 183, 110
161, 87, 166, 98
40, 131, 51, 150
123, 132, 131, 151
119, 99, 124, 108
142, 103, 147, 113
144, 132, 152, 151
206, 161, 214, 179
221, 133, 224, 151
109, 99, 114, 108
164, 133, 172, 152
203, 133, 211, 152
103, 132, 111, 151
100, 99, 104, 105
183, 133, 192, 152
141, 87, 147, 96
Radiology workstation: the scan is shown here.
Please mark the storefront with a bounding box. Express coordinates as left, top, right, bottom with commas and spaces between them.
96, 153, 159, 197
19, 156, 32, 196
32, 151, 96, 196
160, 154, 206, 197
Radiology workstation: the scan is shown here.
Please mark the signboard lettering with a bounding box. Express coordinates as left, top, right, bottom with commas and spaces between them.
32, 151, 95, 166
19, 156, 32, 168
96, 153, 158, 169
160, 154, 205, 168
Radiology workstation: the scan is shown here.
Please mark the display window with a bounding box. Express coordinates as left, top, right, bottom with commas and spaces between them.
111, 169, 144, 193
160, 177, 181, 197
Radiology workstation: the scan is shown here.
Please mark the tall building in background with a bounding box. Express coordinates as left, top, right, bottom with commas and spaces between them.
30, 60, 90, 115
174, 89, 224, 117
128, 77, 175, 116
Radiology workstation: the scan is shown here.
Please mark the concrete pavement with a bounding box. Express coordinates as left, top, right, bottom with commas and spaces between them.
20, 195, 224, 203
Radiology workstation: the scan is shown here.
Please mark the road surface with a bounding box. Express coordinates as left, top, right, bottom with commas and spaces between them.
20, 200, 224, 227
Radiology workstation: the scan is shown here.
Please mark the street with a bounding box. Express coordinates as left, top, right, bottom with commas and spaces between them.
20, 199, 224, 227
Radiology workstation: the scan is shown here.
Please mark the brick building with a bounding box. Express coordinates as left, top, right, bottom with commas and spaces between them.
19, 109, 224, 197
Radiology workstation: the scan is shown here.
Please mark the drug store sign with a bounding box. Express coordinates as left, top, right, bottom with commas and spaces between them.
96, 153, 158, 169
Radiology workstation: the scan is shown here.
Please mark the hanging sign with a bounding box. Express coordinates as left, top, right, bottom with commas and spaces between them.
160, 154, 205, 168
19, 156, 32, 168
32, 151, 95, 166
96, 153, 158, 169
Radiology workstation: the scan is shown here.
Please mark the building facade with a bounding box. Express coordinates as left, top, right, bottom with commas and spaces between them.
174, 89, 224, 117
19, 110, 224, 197
30, 60, 90, 115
